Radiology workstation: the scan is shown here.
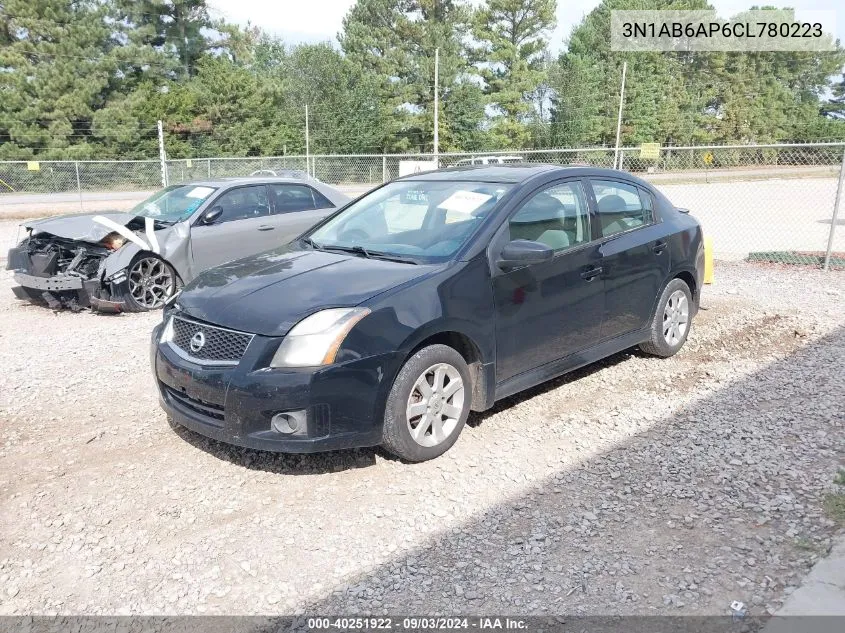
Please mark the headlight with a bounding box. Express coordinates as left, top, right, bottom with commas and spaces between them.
164, 289, 182, 308
159, 315, 174, 343
270, 307, 370, 368
102, 232, 127, 251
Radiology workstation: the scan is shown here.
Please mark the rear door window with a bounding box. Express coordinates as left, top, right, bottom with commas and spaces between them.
270, 184, 334, 213
589, 179, 652, 237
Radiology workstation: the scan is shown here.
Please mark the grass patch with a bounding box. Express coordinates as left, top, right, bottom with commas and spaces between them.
747, 251, 845, 268
823, 468, 845, 525
794, 537, 820, 552
823, 493, 845, 524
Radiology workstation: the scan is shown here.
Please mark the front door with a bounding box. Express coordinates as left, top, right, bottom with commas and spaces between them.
588, 179, 670, 340
190, 185, 277, 274
492, 179, 605, 383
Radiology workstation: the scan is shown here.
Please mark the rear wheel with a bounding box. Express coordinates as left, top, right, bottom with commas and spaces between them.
381, 344, 471, 462
639, 278, 692, 357
123, 254, 178, 312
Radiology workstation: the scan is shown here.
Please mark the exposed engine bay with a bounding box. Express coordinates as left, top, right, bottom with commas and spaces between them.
6, 214, 181, 312
8, 233, 125, 311
24, 235, 108, 280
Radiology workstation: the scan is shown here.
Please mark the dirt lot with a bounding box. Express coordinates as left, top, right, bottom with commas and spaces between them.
0, 262, 842, 616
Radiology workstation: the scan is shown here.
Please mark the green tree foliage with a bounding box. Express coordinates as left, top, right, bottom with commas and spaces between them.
0, 0, 124, 159
551, 0, 845, 147
340, 0, 483, 151
472, 0, 557, 148
113, 0, 222, 78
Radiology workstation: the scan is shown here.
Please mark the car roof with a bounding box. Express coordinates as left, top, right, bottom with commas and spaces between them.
400, 164, 651, 185
402, 164, 557, 183
173, 176, 320, 188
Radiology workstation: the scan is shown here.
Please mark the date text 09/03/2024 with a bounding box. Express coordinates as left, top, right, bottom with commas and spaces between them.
307, 617, 528, 630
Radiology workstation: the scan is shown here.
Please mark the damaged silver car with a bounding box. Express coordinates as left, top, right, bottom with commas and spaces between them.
6, 177, 350, 311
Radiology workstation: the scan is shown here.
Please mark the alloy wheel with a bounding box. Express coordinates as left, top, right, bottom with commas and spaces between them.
128, 257, 175, 309
406, 362, 466, 448
662, 289, 690, 346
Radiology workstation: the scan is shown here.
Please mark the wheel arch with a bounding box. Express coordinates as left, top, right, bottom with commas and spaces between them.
673, 269, 697, 304
103, 244, 185, 284
402, 328, 493, 412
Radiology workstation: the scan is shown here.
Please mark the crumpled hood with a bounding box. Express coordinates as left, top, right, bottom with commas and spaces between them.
178, 246, 438, 337
24, 212, 143, 243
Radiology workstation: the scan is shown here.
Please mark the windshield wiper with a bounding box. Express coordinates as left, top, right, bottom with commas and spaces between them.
301, 237, 324, 250
320, 244, 418, 264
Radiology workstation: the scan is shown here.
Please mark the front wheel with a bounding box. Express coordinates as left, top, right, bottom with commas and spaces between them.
381, 344, 471, 462
639, 278, 693, 357
123, 254, 179, 312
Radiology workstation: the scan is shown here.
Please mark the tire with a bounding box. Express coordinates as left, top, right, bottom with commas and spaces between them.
122, 254, 180, 313
381, 344, 472, 462
639, 278, 693, 357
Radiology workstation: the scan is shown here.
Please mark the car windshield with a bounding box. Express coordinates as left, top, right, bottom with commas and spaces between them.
307, 180, 512, 262
130, 184, 218, 222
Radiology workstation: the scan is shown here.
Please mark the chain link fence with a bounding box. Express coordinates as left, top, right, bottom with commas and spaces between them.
1, 143, 843, 268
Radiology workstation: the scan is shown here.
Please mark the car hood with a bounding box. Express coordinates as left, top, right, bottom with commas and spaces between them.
24, 212, 151, 243
177, 247, 439, 337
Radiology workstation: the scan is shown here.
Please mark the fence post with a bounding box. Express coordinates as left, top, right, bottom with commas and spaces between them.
613, 61, 627, 170
74, 161, 84, 212
382, 155, 387, 183
207, 159, 211, 178
823, 147, 845, 271
157, 120, 168, 187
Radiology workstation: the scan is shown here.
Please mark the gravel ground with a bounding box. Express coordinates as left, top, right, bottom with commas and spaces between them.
0, 261, 842, 616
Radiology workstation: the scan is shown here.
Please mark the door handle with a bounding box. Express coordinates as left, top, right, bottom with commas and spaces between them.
652, 240, 667, 254
257, 225, 275, 231
580, 266, 603, 281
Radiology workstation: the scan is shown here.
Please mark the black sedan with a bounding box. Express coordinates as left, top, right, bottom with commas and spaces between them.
152, 165, 704, 462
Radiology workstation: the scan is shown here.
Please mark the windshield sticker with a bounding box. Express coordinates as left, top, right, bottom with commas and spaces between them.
437, 190, 493, 214
403, 190, 428, 205
186, 186, 214, 199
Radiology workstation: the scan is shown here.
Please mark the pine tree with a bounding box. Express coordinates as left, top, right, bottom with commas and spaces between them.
339, 0, 480, 151
0, 0, 122, 158
472, 0, 556, 148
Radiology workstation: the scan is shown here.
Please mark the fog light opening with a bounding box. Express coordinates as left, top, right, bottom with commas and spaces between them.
271, 410, 306, 435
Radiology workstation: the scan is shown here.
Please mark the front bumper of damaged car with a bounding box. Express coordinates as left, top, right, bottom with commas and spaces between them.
7, 245, 128, 312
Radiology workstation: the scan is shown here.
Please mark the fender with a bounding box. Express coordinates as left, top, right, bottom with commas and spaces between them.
101, 220, 192, 283
648, 263, 702, 323
397, 317, 497, 411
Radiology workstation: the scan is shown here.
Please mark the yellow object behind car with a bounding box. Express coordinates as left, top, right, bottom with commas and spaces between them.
704, 236, 714, 284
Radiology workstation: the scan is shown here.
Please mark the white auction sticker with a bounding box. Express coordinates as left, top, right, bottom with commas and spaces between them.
186, 186, 215, 199
437, 190, 492, 214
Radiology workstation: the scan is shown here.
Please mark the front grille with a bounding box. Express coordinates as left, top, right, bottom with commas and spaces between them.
170, 316, 253, 365
164, 385, 225, 424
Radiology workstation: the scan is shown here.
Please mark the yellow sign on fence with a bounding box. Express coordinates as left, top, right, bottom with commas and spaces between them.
639, 143, 660, 160
26, 161, 40, 171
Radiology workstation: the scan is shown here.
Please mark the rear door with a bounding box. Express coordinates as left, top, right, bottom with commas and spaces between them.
189, 184, 276, 272
588, 179, 670, 340
266, 183, 338, 241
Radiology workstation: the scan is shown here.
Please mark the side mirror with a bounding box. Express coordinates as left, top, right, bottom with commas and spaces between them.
498, 239, 554, 270
202, 206, 223, 225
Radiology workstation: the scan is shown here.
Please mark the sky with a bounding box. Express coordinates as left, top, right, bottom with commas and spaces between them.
208, 0, 843, 52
